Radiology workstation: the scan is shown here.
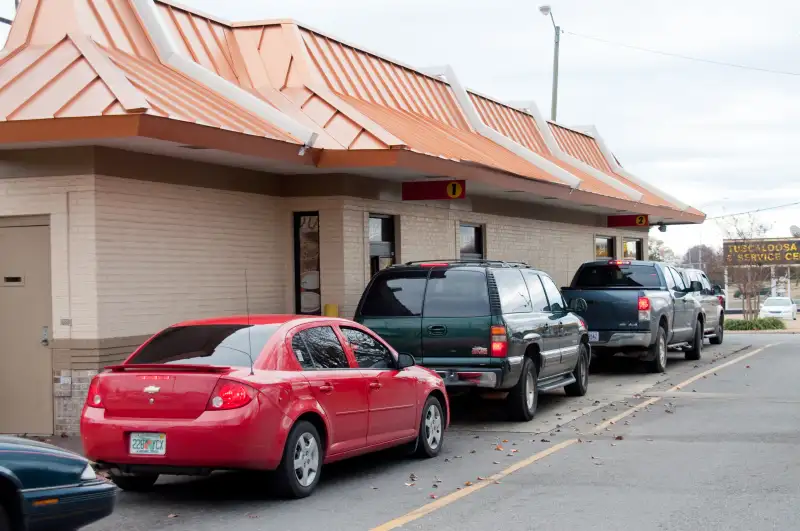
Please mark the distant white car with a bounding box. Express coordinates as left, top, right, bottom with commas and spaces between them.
759, 297, 798, 320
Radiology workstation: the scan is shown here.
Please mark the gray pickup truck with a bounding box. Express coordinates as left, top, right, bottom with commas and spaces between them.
561, 260, 707, 373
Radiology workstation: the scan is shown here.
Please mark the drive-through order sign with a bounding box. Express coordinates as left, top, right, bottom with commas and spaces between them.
402, 180, 466, 201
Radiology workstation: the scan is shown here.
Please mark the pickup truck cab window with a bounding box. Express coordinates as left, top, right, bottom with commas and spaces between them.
668, 267, 687, 290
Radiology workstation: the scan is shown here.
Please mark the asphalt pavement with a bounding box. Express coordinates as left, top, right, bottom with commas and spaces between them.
86, 334, 799, 531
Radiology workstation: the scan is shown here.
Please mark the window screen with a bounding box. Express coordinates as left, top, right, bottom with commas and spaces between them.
423, 269, 490, 318
291, 327, 349, 369
360, 271, 427, 317
341, 327, 395, 369
492, 269, 532, 313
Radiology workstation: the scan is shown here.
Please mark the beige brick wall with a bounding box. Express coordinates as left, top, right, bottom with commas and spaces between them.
0, 175, 97, 339
93, 176, 286, 338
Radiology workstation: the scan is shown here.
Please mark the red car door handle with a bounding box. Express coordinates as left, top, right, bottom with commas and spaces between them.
369, 382, 382, 390
319, 384, 334, 393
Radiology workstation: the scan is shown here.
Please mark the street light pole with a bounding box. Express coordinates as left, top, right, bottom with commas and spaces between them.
539, 5, 560, 121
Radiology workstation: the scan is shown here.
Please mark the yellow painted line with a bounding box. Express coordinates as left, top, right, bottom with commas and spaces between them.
371, 344, 775, 530
371, 439, 577, 531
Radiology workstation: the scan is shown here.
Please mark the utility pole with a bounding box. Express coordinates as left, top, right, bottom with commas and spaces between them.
539, 5, 561, 121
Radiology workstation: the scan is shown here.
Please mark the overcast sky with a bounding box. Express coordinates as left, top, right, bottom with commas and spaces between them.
2, 0, 798, 255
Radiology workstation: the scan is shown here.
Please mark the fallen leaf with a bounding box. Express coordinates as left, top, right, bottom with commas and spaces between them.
502, 439, 509, 443
493, 461, 500, 464
464, 481, 473, 486
507, 453, 515, 457
494, 480, 501, 484
474, 435, 480, 439
434, 477, 443, 483
168, 514, 179, 519
746, 365, 751, 369
444, 458, 451, 463
541, 439, 550, 443
495, 445, 504, 451
372, 486, 379, 490
409, 473, 418, 481
646, 438, 654, 442
454, 455, 463, 459
429, 494, 438, 499
477, 476, 486, 481
470, 450, 477, 454
577, 438, 583, 443
611, 443, 617, 447
405, 482, 416, 487
511, 449, 519, 453
614, 435, 624, 441
432, 484, 438, 488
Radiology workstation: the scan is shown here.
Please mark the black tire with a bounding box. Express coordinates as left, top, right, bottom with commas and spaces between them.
685, 321, 703, 361
508, 357, 538, 422
275, 420, 323, 499
108, 472, 159, 492
710, 318, 724, 345
647, 326, 668, 373
0, 503, 10, 531
565, 343, 589, 397
415, 396, 445, 458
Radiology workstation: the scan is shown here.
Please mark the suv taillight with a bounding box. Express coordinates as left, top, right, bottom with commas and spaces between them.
491, 326, 508, 357
206, 380, 256, 411
86, 376, 103, 408
717, 295, 725, 306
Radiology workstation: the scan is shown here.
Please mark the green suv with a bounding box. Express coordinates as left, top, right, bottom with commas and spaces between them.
354, 260, 591, 421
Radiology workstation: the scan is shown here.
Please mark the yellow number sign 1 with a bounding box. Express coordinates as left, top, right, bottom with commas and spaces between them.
446, 181, 463, 199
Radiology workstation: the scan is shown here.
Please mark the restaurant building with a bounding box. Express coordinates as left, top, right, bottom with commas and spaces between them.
0, 0, 703, 435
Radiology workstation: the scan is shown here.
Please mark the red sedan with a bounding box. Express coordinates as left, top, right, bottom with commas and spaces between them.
81, 315, 448, 498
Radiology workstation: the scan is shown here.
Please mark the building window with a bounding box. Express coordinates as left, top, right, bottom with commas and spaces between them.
294, 212, 321, 315
623, 238, 643, 260
460, 224, 484, 260
595, 236, 616, 259
369, 215, 395, 277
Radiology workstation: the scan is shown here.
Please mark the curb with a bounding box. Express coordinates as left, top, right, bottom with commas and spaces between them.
726, 330, 799, 335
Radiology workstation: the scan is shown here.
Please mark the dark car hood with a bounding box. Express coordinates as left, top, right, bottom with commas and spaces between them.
0, 436, 85, 461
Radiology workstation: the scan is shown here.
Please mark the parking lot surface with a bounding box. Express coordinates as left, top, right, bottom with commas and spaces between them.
83, 334, 793, 531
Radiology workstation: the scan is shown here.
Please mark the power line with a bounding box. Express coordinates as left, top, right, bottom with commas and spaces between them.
564, 30, 800, 78
706, 201, 800, 221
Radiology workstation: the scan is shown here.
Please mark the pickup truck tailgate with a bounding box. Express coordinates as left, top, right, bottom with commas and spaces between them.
563, 288, 644, 331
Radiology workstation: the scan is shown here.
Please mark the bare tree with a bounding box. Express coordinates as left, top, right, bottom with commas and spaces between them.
718, 214, 772, 320
648, 237, 676, 263
681, 244, 725, 284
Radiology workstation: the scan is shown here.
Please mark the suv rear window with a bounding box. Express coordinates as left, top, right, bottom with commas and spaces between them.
360, 271, 427, 317
574, 264, 661, 288
423, 269, 490, 318
127, 324, 280, 366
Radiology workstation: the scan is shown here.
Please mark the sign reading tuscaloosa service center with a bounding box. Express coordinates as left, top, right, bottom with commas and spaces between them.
723, 238, 800, 266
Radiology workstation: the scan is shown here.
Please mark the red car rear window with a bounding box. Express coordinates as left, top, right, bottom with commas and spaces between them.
127, 324, 281, 367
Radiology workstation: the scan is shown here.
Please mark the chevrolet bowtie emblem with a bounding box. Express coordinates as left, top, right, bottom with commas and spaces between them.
143, 386, 161, 394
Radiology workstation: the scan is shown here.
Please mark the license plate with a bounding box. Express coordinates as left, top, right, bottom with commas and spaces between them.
588, 331, 600, 342
129, 433, 166, 455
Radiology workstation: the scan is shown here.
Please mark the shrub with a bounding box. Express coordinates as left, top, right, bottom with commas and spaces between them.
725, 318, 786, 331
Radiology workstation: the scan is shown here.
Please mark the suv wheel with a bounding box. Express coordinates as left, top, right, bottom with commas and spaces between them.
508, 357, 537, 422
565, 343, 589, 397
710, 318, 724, 345
647, 326, 668, 373
685, 321, 703, 361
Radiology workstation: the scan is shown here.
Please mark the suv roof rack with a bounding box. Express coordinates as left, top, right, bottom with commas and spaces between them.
399, 260, 530, 269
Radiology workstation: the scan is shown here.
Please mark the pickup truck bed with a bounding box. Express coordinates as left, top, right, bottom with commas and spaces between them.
562, 260, 703, 373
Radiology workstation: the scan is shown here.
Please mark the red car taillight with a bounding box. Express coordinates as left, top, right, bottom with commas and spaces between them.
206, 380, 256, 411
718, 296, 725, 306
86, 376, 103, 408
638, 297, 651, 311
491, 326, 508, 357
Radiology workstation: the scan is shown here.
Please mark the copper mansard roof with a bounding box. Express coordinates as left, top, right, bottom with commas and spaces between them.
0, 0, 703, 223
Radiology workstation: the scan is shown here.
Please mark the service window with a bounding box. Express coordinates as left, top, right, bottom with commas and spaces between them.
360, 271, 427, 317
291, 326, 350, 369
423, 270, 490, 318
460, 224, 484, 260
341, 327, 395, 369
595, 236, 616, 259
492, 269, 533, 314
623, 238, 643, 260
521, 270, 549, 312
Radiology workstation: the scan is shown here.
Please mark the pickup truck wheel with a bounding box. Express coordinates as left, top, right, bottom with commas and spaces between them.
565, 344, 589, 397
647, 327, 668, 373
710, 319, 724, 345
685, 322, 703, 360
508, 357, 537, 422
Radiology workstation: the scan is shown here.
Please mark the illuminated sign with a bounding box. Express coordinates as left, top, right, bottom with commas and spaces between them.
723, 238, 800, 266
